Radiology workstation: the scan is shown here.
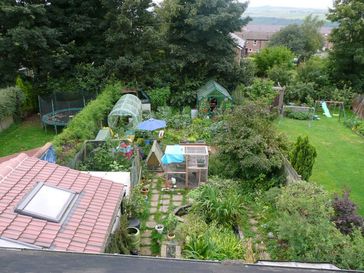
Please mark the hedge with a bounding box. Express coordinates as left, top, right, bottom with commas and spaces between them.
0, 86, 25, 121
53, 82, 123, 165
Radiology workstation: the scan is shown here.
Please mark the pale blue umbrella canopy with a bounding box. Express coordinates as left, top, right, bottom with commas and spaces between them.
137, 118, 166, 131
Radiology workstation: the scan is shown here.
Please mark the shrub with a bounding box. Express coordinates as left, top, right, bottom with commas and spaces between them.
105, 214, 130, 254
53, 82, 122, 165
215, 102, 286, 180
237, 79, 276, 105
332, 191, 363, 235
285, 109, 312, 120
183, 217, 244, 260
267, 64, 294, 86
189, 178, 241, 227
253, 46, 294, 77
290, 136, 317, 181
0, 86, 25, 121
276, 181, 333, 222
147, 87, 171, 110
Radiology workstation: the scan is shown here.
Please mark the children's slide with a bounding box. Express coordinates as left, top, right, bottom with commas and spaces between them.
321, 101, 332, 118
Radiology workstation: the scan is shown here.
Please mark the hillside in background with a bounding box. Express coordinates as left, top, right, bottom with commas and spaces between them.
245, 6, 336, 27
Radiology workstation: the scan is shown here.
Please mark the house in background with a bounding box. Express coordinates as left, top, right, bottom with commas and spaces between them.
242, 31, 274, 56
230, 33, 246, 63
0, 153, 125, 253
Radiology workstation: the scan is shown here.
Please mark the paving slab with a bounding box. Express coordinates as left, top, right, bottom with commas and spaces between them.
140, 246, 152, 256
160, 199, 170, 206
142, 230, 152, 237
150, 207, 158, 214
172, 195, 183, 202
150, 200, 159, 208
160, 194, 170, 200
159, 206, 169, 213
146, 219, 157, 229
141, 237, 152, 246
151, 189, 159, 194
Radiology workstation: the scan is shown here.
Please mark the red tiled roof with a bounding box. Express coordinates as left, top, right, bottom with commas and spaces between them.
0, 154, 124, 253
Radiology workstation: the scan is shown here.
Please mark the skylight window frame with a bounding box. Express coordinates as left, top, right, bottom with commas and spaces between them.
15, 182, 78, 223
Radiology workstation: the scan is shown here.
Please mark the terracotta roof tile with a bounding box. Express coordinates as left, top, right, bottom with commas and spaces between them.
0, 154, 124, 253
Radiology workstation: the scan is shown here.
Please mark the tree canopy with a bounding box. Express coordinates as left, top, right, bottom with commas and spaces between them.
328, 0, 364, 92
269, 15, 324, 61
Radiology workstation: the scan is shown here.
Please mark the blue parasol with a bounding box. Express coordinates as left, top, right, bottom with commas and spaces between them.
137, 118, 166, 131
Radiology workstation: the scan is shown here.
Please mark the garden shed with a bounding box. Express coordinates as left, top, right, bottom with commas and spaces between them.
108, 94, 142, 130
197, 80, 233, 112
161, 144, 209, 188
146, 140, 164, 171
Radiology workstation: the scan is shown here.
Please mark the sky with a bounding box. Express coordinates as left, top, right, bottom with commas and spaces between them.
247, 0, 333, 10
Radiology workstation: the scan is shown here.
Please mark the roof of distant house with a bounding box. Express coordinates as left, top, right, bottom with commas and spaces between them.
0, 248, 346, 273
230, 33, 246, 48
0, 154, 124, 253
243, 31, 274, 41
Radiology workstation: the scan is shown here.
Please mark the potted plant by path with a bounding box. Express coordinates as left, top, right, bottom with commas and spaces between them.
141, 184, 149, 196
164, 213, 178, 240
124, 186, 145, 229
155, 224, 164, 234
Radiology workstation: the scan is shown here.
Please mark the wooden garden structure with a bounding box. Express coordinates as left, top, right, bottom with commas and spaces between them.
161, 144, 209, 188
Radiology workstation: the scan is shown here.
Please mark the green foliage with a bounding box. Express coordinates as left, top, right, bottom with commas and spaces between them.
148, 87, 171, 110
267, 64, 294, 86
53, 82, 122, 165
215, 102, 286, 180
16, 77, 36, 113
105, 215, 131, 254
273, 181, 364, 270
253, 46, 294, 77
269, 15, 324, 60
189, 178, 242, 227
164, 213, 178, 233
285, 81, 316, 104
297, 56, 331, 89
328, 0, 364, 92
124, 183, 148, 219
182, 214, 244, 260
290, 136, 317, 181
236, 79, 276, 105
155, 106, 192, 129
0, 86, 25, 121
78, 143, 131, 172
285, 110, 312, 120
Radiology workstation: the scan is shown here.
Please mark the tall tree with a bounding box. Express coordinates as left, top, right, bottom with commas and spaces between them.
0, 0, 61, 87
269, 15, 324, 61
328, 0, 364, 92
102, 0, 162, 84
158, 0, 250, 106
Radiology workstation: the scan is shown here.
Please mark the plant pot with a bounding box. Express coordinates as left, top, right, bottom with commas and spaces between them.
126, 227, 140, 252
141, 187, 149, 196
127, 217, 141, 230
155, 224, 164, 234
167, 233, 175, 240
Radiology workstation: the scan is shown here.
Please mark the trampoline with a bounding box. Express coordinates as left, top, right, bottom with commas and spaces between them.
39, 90, 96, 134
41, 108, 82, 132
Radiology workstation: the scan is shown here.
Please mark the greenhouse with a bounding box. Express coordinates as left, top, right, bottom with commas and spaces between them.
197, 80, 233, 113
108, 94, 142, 130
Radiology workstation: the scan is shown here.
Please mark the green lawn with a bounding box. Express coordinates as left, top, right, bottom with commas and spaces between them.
276, 116, 364, 215
0, 117, 55, 157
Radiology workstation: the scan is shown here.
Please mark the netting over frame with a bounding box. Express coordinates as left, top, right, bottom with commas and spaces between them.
108, 94, 142, 129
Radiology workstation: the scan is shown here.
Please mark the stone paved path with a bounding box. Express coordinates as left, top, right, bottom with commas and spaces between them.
139, 177, 186, 257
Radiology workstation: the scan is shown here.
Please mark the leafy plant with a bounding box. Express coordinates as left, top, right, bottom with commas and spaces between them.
148, 87, 171, 110
215, 102, 286, 180
290, 136, 317, 181
53, 82, 122, 165
190, 178, 241, 227
332, 191, 363, 235
285, 109, 312, 120
164, 213, 178, 235
123, 183, 147, 219
0, 86, 25, 121
105, 215, 130, 254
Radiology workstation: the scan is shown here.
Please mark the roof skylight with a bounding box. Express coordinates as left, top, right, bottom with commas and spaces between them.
15, 182, 78, 223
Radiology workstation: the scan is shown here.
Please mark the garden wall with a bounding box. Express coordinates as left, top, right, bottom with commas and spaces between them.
282, 155, 302, 183
0, 116, 13, 133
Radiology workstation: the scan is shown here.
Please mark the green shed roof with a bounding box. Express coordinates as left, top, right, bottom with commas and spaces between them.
197, 80, 232, 101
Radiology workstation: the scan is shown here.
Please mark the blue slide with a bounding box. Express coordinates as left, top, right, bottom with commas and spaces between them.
321, 101, 332, 118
